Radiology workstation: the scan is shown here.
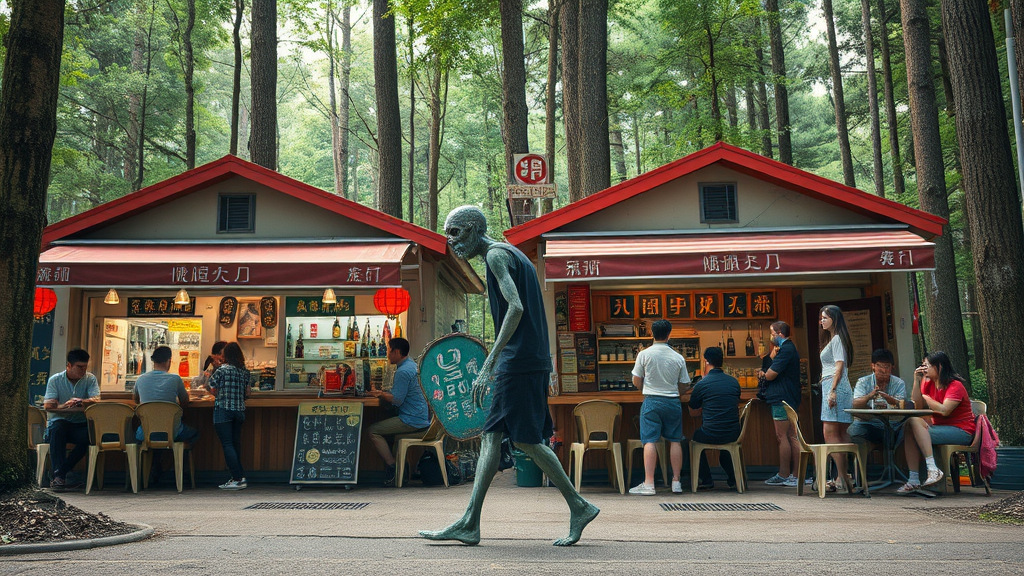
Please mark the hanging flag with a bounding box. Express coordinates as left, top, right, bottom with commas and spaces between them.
911, 301, 920, 335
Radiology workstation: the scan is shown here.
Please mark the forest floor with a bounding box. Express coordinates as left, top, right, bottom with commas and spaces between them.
0, 487, 138, 546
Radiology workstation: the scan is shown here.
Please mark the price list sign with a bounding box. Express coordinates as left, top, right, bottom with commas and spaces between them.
290, 402, 364, 485
418, 334, 493, 441
567, 284, 591, 332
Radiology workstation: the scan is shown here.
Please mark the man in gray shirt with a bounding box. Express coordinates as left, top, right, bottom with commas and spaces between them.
43, 348, 101, 491
849, 348, 907, 445
134, 346, 199, 484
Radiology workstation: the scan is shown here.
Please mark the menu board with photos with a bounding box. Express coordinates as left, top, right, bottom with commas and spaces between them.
290, 402, 364, 485
575, 333, 597, 374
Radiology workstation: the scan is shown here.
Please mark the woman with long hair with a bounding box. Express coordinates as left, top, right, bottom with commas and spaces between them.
897, 351, 975, 495
208, 342, 250, 490
818, 305, 855, 492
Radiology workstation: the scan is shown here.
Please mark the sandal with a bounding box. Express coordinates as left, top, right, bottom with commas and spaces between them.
825, 480, 838, 493
896, 482, 920, 496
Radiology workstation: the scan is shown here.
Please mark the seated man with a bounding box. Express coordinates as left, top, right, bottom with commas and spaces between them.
368, 337, 430, 485
134, 345, 200, 484
43, 348, 101, 491
849, 349, 907, 445
688, 347, 742, 490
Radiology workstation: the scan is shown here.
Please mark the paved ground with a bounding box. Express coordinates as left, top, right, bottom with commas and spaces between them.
3, 473, 1022, 575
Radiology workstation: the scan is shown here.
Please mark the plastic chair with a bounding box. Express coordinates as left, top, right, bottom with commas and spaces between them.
136, 401, 195, 492
569, 400, 625, 494
84, 403, 140, 494
689, 399, 754, 493
394, 418, 448, 488
934, 400, 991, 495
27, 406, 49, 486
782, 402, 869, 499
626, 439, 668, 487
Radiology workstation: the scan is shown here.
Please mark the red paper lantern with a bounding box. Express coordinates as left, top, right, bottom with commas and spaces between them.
373, 288, 410, 319
34, 287, 58, 319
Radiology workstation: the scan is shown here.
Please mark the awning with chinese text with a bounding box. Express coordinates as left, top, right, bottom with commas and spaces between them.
36, 242, 410, 287
543, 230, 934, 282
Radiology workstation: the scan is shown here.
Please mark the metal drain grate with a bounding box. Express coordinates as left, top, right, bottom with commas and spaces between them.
244, 502, 370, 510
660, 502, 783, 512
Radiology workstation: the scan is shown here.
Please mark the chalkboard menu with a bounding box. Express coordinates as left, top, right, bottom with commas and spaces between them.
289, 401, 363, 485
418, 333, 492, 441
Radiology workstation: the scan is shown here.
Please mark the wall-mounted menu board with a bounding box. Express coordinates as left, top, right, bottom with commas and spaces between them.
289, 401, 363, 485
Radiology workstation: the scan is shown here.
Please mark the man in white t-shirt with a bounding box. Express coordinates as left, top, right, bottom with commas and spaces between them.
629, 319, 690, 495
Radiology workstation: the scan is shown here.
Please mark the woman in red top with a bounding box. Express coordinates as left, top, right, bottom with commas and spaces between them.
897, 351, 976, 495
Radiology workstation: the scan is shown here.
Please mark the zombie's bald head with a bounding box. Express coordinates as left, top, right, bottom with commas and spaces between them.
444, 206, 489, 260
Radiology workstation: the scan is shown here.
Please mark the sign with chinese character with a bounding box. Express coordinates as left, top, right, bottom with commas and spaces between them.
36, 262, 401, 287
695, 293, 720, 319
750, 292, 776, 317
639, 295, 662, 318
418, 334, 492, 441
609, 295, 635, 319
513, 153, 549, 184
575, 333, 597, 373
285, 296, 355, 317
290, 401, 363, 485
723, 292, 748, 318
28, 311, 54, 405
507, 184, 557, 199
666, 294, 691, 319
127, 297, 196, 317
567, 284, 591, 332
554, 291, 569, 333
167, 319, 202, 332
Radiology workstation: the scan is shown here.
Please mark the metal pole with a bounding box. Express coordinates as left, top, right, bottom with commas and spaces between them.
1005, 9, 1024, 195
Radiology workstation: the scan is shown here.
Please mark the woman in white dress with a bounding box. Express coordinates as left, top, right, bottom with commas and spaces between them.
819, 305, 855, 492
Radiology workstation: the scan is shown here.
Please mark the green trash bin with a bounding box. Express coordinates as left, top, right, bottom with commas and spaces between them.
513, 449, 543, 487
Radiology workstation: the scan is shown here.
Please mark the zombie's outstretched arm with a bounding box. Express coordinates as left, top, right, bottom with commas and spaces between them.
473, 245, 520, 407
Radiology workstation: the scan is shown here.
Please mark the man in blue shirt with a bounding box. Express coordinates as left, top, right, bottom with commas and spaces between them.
133, 345, 200, 485
688, 347, 742, 490
43, 348, 101, 491
849, 349, 907, 445
369, 337, 430, 485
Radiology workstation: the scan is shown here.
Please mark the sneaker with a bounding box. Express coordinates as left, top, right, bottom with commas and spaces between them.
896, 481, 920, 495
696, 482, 715, 491
49, 476, 66, 491
671, 480, 683, 493
922, 468, 944, 487
629, 482, 656, 496
764, 474, 788, 486
383, 465, 396, 487
783, 476, 798, 487
219, 479, 245, 490
237, 477, 248, 489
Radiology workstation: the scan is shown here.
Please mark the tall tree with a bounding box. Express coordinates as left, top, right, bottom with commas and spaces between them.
942, 0, 1024, 444
500, 0, 530, 182
577, 0, 611, 196
373, 0, 402, 217
876, 0, 905, 196
823, 0, 855, 187
166, 0, 199, 169
861, 0, 884, 196
545, 0, 560, 205
230, 0, 244, 156
0, 0, 65, 492
899, 0, 971, 389
765, 0, 792, 164
561, 0, 583, 201
754, 16, 772, 159
250, 0, 278, 169
339, 3, 352, 198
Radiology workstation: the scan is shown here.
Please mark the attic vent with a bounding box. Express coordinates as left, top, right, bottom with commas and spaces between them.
218, 194, 255, 233
700, 183, 737, 223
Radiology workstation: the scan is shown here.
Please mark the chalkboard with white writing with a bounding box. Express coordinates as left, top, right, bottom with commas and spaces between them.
289, 401, 363, 485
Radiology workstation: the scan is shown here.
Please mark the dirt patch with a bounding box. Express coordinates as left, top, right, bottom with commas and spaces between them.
921, 490, 1024, 525
1, 487, 139, 546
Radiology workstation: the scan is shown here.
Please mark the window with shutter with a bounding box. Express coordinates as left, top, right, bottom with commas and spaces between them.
218, 194, 255, 233
699, 183, 737, 223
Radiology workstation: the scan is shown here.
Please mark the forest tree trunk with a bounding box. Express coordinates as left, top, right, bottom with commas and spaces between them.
501, 0, 530, 184
861, 0, 884, 196
250, 0, 278, 169
577, 0, 610, 197
561, 0, 583, 201
545, 0, 560, 211
610, 124, 627, 182
824, 0, 855, 187
877, 0, 905, 196
373, 0, 403, 218
340, 4, 352, 198
765, 0, 792, 164
230, 0, 244, 156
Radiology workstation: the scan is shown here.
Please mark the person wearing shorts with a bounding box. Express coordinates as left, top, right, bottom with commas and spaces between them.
758, 321, 804, 487
629, 319, 690, 495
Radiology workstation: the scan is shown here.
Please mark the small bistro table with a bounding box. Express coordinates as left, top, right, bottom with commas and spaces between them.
845, 408, 934, 491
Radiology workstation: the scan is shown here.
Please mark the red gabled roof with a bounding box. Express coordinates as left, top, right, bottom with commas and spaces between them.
41, 155, 448, 255
504, 142, 947, 248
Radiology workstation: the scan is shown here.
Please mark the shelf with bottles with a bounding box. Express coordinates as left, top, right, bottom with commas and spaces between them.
283, 313, 400, 362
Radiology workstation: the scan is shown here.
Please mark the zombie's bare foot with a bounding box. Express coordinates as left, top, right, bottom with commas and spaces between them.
553, 501, 599, 546
419, 520, 481, 546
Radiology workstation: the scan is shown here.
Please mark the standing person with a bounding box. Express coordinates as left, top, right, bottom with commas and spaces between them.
897, 351, 975, 495
818, 305, 855, 492
208, 342, 249, 490
628, 319, 689, 495
688, 347, 742, 490
42, 348, 101, 491
849, 349, 907, 445
758, 321, 805, 487
133, 345, 199, 485
201, 341, 227, 375
368, 337, 430, 486
421, 206, 598, 547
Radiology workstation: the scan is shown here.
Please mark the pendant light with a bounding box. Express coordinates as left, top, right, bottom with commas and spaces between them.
103, 288, 120, 305
174, 288, 191, 305
322, 288, 337, 304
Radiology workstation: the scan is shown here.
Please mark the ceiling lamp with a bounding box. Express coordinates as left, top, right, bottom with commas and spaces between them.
174, 288, 191, 305
104, 288, 120, 305
373, 287, 410, 319
33, 287, 58, 320
322, 288, 337, 304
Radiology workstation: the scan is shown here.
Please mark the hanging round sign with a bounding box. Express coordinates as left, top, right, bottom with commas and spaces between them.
218, 297, 238, 326
417, 333, 493, 441
260, 296, 278, 329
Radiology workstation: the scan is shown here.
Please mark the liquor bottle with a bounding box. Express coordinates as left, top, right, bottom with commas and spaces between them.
346, 316, 354, 340
394, 316, 403, 338
369, 332, 378, 358
352, 317, 360, 343
362, 319, 371, 358
333, 317, 341, 339
127, 346, 137, 376
382, 320, 392, 347
286, 324, 294, 358
296, 324, 305, 359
